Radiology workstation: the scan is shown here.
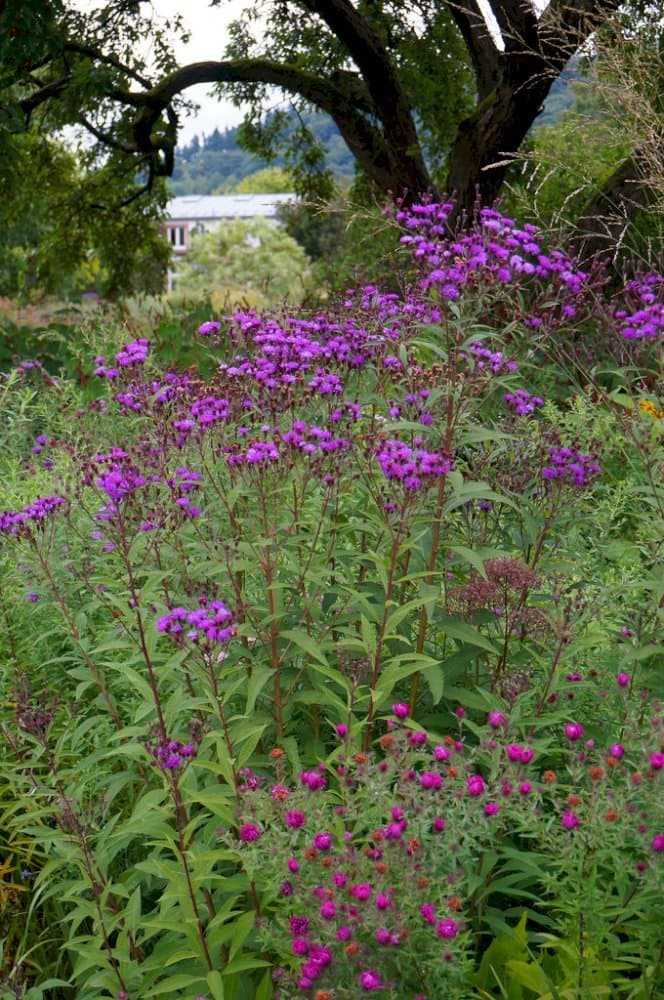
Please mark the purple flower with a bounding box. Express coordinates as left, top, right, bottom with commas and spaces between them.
351, 883, 372, 901
392, 702, 410, 719
198, 320, 221, 336
562, 811, 580, 830
488, 711, 508, 728
239, 823, 261, 843
313, 831, 333, 850
565, 723, 584, 742
292, 937, 309, 955
467, 774, 485, 797
650, 752, 664, 770
320, 900, 336, 920
652, 834, 664, 851
609, 743, 625, 759
484, 802, 500, 816
617, 673, 631, 688
285, 810, 306, 828
436, 918, 459, 939
359, 970, 383, 991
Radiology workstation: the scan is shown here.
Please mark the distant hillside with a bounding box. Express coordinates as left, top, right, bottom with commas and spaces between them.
169, 69, 581, 197
169, 112, 355, 196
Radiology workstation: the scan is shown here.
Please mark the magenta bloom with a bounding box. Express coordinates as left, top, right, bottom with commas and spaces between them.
392, 702, 410, 719
420, 902, 436, 924
519, 782, 532, 796
484, 802, 499, 816
359, 970, 383, 991
562, 811, 580, 830
292, 937, 309, 956
351, 883, 372, 901
320, 900, 336, 920
335, 722, 348, 737
609, 743, 625, 759
375, 892, 390, 910
488, 711, 508, 728
436, 918, 459, 939
652, 834, 664, 851
433, 745, 451, 761
239, 823, 261, 842
420, 771, 442, 790
617, 672, 631, 687
467, 774, 485, 796
313, 831, 333, 850
285, 809, 306, 829
287, 858, 299, 873
650, 752, 664, 770
565, 723, 584, 741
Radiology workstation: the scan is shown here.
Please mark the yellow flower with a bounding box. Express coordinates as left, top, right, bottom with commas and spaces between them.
639, 399, 663, 419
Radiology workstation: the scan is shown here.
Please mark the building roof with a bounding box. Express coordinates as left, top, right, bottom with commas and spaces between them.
166, 193, 296, 221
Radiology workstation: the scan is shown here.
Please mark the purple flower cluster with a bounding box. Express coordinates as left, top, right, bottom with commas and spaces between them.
397, 203, 588, 305
153, 738, 197, 770
94, 338, 150, 379
504, 389, 544, 416
615, 274, 663, 339
542, 446, 601, 487
376, 439, 453, 491
0, 495, 65, 536
157, 597, 234, 645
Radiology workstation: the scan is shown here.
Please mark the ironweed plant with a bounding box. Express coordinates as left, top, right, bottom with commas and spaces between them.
0, 202, 662, 998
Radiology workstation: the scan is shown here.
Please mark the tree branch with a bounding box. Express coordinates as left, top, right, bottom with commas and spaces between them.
445, 1, 501, 100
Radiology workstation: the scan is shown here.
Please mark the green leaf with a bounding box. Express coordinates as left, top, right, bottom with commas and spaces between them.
437, 616, 497, 653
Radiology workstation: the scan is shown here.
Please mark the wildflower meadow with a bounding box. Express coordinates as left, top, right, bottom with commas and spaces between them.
0, 202, 662, 999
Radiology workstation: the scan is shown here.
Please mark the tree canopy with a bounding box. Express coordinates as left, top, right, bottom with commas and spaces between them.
1, 1, 660, 258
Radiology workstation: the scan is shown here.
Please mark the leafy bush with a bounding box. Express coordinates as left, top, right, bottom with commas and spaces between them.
0, 202, 661, 998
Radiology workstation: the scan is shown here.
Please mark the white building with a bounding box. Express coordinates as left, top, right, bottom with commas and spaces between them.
163, 193, 296, 291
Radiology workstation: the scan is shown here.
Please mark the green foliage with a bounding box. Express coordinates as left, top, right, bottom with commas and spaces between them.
0, 203, 662, 997
172, 217, 310, 309
0, 129, 169, 301
231, 166, 295, 194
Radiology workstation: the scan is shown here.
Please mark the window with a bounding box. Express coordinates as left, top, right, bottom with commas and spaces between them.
166, 225, 186, 248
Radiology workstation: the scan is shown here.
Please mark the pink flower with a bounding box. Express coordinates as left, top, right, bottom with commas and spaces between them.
432, 816, 446, 832
420, 771, 442, 790
335, 722, 348, 737
375, 892, 390, 910
434, 745, 451, 761
320, 900, 336, 920
392, 702, 409, 719
484, 802, 499, 816
519, 782, 532, 795
467, 774, 485, 796
239, 823, 260, 842
617, 673, 630, 687
313, 831, 332, 850
359, 970, 383, 991
488, 711, 508, 728
420, 902, 436, 924
292, 937, 309, 955
285, 810, 306, 829
652, 834, 664, 851
562, 811, 580, 830
609, 743, 625, 758
436, 918, 459, 939
650, 752, 664, 770
351, 883, 372, 901
565, 723, 584, 741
